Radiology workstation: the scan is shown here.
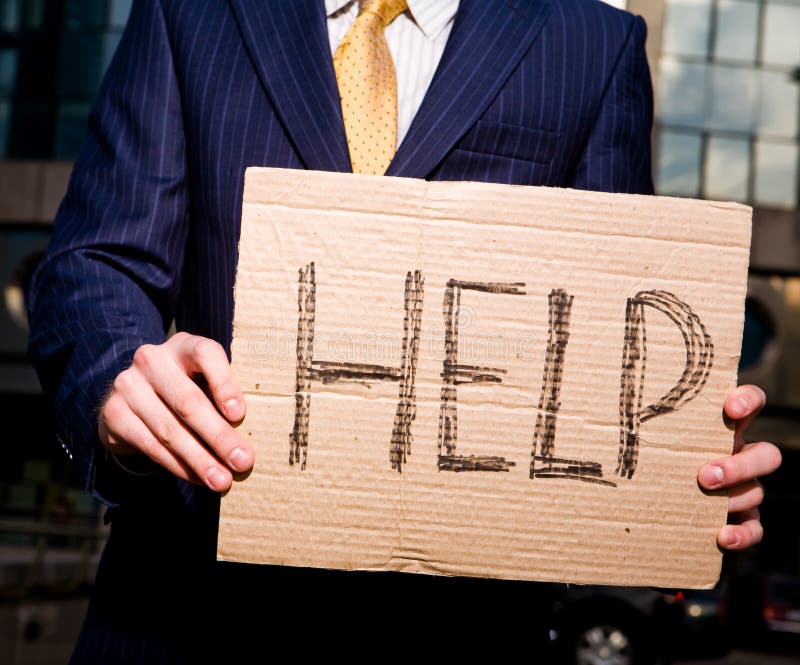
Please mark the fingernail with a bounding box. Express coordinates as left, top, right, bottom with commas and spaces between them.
206, 467, 227, 489
700, 465, 724, 488
732, 395, 750, 417
228, 447, 251, 471
720, 527, 740, 548
224, 398, 242, 419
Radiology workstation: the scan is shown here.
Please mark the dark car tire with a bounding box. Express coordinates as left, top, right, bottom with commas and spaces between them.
556, 606, 657, 665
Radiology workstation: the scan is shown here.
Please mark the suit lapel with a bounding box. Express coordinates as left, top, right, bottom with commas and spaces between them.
387, 0, 551, 179
228, 0, 351, 172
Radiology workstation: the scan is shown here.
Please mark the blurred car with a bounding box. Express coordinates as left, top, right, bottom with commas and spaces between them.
762, 574, 800, 636
546, 583, 730, 665
724, 571, 800, 652
671, 587, 732, 660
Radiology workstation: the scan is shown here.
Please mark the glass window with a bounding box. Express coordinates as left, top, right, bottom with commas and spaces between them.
23, 0, 46, 29
761, 2, 800, 66
657, 130, 703, 196
704, 136, 751, 201
754, 141, 798, 208
0, 0, 21, 32
109, 0, 133, 28
58, 33, 105, 98
0, 48, 17, 95
663, 0, 712, 58
101, 31, 121, 73
757, 69, 799, 139
659, 59, 708, 127
54, 101, 91, 158
8, 102, 52, 158
707, 64, 757, 132
65, 0, 105, 30
655, 0, 800, 208
0, 99, 9, 157
714, 0, 759, 64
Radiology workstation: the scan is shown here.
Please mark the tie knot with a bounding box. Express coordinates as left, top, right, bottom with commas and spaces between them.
359, 0, 408, 26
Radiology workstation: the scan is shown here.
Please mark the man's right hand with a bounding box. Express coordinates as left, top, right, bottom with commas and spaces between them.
97, 332, 254, 492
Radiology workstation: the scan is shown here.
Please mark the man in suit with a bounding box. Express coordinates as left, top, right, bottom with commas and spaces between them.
26, 0, 780, 661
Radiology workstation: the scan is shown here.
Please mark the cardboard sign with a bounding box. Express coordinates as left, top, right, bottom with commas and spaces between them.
218, 167, 752, 589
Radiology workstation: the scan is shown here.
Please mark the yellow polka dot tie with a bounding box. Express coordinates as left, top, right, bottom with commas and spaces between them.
333, 0, 408, 175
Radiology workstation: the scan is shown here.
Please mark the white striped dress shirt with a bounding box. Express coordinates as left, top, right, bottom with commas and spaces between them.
325, 0, 459, 146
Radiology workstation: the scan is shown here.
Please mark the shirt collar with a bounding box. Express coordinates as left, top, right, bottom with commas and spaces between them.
324, 0, 459, 40
325, 0, 352, 17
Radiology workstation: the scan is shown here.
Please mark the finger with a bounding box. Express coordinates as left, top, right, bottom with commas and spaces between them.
100, 391, 201, 484
718, 508, 763, 550
727, 480, 765, 514
98, 394, 137, 456
698, 441, 782, 490
119, 364, 234, 491
724, 384, 766, 443
171, 333, 246, 422
132, 341, 253, 473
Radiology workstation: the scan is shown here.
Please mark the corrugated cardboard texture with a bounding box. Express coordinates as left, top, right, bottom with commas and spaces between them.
219, 167, 752, 589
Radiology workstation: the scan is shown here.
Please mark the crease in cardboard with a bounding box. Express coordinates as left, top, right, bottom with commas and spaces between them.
245, 200, 750, 251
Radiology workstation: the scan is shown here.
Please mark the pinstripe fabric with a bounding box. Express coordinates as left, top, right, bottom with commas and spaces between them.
25, 0, 654, 661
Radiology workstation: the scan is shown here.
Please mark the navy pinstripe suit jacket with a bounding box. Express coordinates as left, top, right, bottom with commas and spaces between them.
26, 0, 653, 661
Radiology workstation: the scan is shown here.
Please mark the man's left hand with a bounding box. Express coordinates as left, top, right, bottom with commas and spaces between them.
698, 384, 782, 550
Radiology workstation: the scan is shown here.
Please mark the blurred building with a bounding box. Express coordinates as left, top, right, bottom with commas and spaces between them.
0, 2, 128, 662
0, 0, 797, 660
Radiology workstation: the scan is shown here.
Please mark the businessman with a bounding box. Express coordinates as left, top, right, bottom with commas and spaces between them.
26, 0, 781, 661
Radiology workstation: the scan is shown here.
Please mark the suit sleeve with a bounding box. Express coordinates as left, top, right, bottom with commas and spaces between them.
26, 0, 187, 507
570, 15, 654, 195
